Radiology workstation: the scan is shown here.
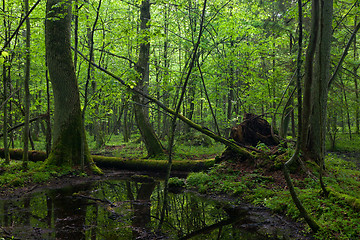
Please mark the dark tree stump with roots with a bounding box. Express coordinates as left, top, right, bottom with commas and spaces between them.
230, 113, 279, 147
217, 113, 279, 162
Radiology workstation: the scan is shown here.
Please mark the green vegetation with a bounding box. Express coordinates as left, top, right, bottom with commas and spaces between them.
185, 145, 360, 239
326, 133, 360, 152
0, 160, 79, 189
168, 177, 186, 188
0, 0, 360, 238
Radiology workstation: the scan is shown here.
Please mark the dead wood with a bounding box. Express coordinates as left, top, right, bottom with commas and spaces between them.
217, 113, 279, 163
230, 113, 279, 147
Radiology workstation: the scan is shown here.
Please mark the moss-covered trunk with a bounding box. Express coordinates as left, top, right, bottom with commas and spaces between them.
45, 0, 100, 173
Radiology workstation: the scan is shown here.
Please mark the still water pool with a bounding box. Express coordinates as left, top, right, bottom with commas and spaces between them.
0, 174, 306, 239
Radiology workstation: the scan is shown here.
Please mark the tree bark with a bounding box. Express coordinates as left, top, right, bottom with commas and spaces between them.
45, 0, 100, 173
133, 0, 164, 157
22, 0, 31, 168
283, 0, 320, 233
301, 0, 333, 165
2, 0, 10, 164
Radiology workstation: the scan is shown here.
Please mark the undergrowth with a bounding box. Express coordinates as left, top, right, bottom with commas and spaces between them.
0, 160, 83, 189
326, 133, 360, 152
185, 153, 360, 239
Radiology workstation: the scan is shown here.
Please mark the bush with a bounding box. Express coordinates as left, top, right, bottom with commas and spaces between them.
168, 177, 185, 188
186, 172, 212, 186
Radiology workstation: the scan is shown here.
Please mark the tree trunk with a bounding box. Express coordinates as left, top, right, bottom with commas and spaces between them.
133, 0, 164, 157
354, 12, 359, 134
45, 0, 100, 173
301, 0, 333, 165
22, 0, 31, 168
2, 63, 10, 164
45, 68, 52, 156
2, 0, 10, 163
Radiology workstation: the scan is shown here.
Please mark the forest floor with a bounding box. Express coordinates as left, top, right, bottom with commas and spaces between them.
331, 151, 360, 169
1, 133, 360, 239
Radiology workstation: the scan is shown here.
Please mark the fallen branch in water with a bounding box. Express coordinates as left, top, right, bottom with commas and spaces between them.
73, 193, 116, 207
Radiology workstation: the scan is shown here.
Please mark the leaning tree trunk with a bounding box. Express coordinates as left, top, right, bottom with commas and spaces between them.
45, 0, 100, 173
133, 0, 164, 158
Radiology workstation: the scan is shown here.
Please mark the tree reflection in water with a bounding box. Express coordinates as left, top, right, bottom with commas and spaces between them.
0, 177, 289, 239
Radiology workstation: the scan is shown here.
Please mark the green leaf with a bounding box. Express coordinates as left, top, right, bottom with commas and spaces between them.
1, 51, 9, 58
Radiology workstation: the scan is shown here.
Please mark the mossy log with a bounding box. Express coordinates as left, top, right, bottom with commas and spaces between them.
93, 156, 214, 172
0, 148, 214, 172
326, 187, 360, 211
0, 148, 47, 162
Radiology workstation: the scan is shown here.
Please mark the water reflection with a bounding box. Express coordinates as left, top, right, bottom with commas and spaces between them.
0, 177, 300, 239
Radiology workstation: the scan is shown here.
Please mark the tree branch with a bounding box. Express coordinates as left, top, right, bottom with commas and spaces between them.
72, 47, 254, 159
328, 21, 360, 88
2, 0, 42, 51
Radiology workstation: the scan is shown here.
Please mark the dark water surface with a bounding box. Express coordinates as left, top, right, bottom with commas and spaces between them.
0, 175, 306, 239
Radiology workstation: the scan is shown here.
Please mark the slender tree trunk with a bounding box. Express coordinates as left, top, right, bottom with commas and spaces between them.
2, 0, 10, 163
159, 0, 208, 228
2, 62, 10, 164
340, 77, 352, 139
186, 85, 196, 132
123, 104, 130, 142
161, 4, 170, 139
22, 0, 31, 168
45, 68, 52, 156
354, 13, 359, 134
45, 0, 100, 173
283, 0, 320, 232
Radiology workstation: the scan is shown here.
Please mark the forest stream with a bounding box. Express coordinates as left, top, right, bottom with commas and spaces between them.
0, 171, 309, 240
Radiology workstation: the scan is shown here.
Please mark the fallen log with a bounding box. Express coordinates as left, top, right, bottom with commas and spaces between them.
0, 148, 214, 172
0, 148, 47, 162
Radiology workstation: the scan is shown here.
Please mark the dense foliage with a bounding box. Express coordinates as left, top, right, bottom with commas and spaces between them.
1, 0, 360, 238
0, 0, 358, 149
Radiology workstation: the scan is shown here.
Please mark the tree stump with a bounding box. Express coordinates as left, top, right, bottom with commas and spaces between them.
217, 113, 279, 163
230, 113, 279, 147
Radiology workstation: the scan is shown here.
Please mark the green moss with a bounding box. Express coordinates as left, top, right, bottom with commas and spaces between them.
168, 177, 185, 188
131, 174, 155, 183
92, 155, 214, 172
43, 116, 102, 174
326, 187, 360, 210
186, 172, 211, 186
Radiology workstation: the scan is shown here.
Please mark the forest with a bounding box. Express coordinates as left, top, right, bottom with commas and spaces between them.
0, 0, 360, 239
